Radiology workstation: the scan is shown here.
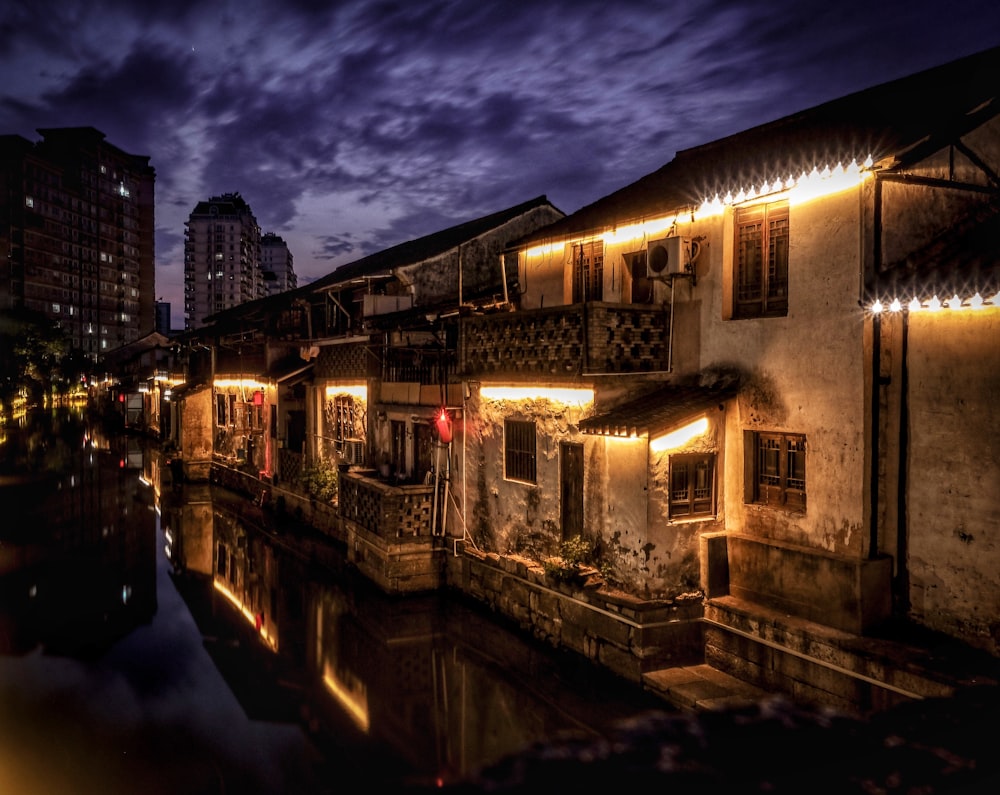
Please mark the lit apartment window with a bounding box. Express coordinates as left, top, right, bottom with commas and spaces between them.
733, 200, 788, 318
504, 419, 537, 483
25, 196, 34, 208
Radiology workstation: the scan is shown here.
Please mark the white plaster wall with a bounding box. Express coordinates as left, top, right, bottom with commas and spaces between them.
905, 309, 1000, 652
700, 188, 869, 554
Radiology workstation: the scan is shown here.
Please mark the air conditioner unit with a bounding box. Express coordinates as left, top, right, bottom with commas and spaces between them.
343, 438, 365, 466
646, 236, 690, 278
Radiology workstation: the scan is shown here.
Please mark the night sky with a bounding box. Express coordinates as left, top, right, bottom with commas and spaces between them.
3, 0, 999, 329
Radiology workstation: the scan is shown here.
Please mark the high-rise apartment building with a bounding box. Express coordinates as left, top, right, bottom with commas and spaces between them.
0, 127, 155, 359
155, 301, 172, 335
184, 192, 261, 329
260, 232, 297, 296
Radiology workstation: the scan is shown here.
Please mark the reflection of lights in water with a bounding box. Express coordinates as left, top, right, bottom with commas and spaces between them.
213, 580, 278, 651
322, 667, 370, 732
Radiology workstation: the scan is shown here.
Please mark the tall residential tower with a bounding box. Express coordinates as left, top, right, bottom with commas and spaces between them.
183, 192, 261, 329
0, 127, 155, 359
260, 232, 297, 296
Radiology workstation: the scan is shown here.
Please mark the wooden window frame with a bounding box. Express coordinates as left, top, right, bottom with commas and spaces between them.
504, 419, 537, 484
744, 431, 806, 511
572, 241, 604, 303
668, 452, 716, 519
733, 200, 789, 319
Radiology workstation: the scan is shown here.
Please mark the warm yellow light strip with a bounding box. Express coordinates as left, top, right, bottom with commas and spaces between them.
869, 291, 1000, 314
213, 378, 268, 390
322, 671, 370, 732
213, 580, 278, 651
325, 384, 367, 399
480, 385, 594, 405
695, 158, 873, 218
649, 417, 709, 453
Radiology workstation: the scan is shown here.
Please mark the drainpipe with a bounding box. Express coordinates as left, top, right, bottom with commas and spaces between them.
895, 309, 911, 612
431, 440, 442, 535
869, 310, 881, 560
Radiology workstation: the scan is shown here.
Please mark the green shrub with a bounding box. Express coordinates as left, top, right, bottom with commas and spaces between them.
298, 459, 339, 502
543, 534, 596, 581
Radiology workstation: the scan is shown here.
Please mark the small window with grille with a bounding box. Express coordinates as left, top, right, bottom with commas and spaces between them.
669, 453, 716, 518
504, 419, 537, 483
745, 431, 806, 510
572, 241, 604, 302
733, 200, 788, 319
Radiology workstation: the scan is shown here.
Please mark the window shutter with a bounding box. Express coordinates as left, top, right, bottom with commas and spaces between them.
743, 430, 756, 503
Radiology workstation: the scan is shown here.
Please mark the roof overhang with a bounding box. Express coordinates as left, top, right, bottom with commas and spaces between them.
579, 380, 738, 438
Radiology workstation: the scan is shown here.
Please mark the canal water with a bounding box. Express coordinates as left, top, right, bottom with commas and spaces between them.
0, 409, 672, 794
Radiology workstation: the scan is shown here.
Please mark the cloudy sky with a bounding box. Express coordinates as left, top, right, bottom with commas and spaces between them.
2, 0, 999, 329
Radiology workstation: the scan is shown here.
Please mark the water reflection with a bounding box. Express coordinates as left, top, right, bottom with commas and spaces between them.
1, 410, 669, 793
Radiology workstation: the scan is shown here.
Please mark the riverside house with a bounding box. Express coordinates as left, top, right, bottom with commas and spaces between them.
154, 47, 999, 712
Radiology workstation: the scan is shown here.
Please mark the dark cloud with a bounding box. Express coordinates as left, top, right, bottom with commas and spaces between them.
2, 0, 998, 328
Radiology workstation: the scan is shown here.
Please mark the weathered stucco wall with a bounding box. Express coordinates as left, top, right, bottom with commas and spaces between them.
463, 391, 590, 558
699, 189, 868, 556
903, 309, 1000, 653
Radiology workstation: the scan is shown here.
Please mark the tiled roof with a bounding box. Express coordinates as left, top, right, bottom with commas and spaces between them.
579, 378, 739, 438
305, 194, 559, 291
197, 195, 560, 333
517, 45, 1000, 246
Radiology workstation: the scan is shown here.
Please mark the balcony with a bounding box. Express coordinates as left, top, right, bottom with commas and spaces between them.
338, 470, 433, 538
460, 302, 670, 377
337, 469, 442, 594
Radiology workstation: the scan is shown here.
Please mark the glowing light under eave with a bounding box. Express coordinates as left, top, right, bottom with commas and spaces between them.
868, 291, 1000, 314
325, 384, 367, 399
214, 378, 268, 390
480, 386, 594, 405
649, 417, 709, 453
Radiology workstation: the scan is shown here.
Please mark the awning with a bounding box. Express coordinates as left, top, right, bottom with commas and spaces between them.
579, 380, 738, 438
259, 357, 314, 385
164, 381, 210, 401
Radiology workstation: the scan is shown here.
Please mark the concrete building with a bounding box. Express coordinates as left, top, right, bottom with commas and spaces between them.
0, 127, 156, 359
183, 192, 262, 330
260, 232, 296, 296
155, 301, 172, 335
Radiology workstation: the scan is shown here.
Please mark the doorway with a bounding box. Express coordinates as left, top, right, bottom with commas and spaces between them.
560, 442, 584, 541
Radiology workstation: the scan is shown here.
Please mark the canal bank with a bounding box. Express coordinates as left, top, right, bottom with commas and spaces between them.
203, 461, 1000, 719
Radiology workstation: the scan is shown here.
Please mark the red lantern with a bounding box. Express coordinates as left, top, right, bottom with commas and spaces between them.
435, 408, 453, 443
253, 390, 264, 406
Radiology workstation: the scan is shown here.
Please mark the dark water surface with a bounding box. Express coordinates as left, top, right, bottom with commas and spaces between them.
0, 410, 671, 793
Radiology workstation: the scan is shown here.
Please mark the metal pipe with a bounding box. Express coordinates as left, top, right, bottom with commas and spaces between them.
869, 310, 881, 559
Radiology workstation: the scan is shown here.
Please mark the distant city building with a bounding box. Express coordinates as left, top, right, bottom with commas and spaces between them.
260, 232, 297, 296
0, 127, 156, 360
184, 192, 261, 330
155, 301, 172, 335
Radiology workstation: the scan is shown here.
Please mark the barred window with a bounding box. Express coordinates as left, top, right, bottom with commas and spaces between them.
734, 200, 788, 319
669, 453, 716, 518
504, 419, 537, 483
745, 431, 806, 510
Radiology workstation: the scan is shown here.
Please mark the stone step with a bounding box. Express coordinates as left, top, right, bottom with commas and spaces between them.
642, 663, 771, 712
